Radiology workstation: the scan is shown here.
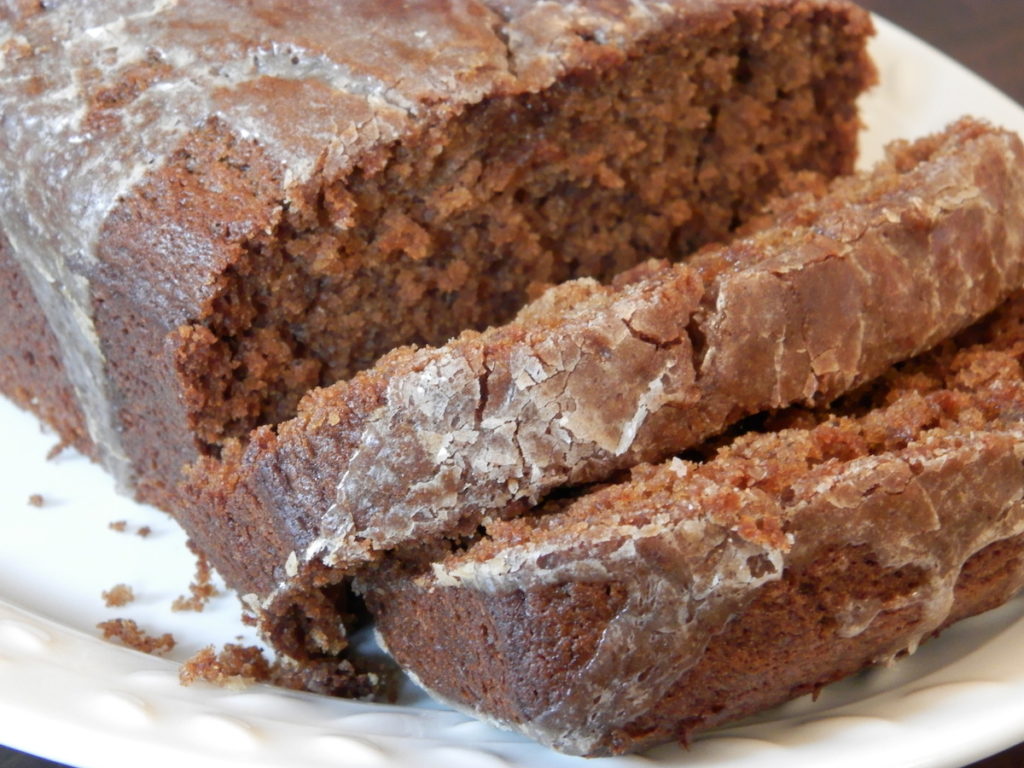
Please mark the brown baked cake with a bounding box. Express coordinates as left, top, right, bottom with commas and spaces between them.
185, 120, 1024, 661
0, 0, 875, 514
364, 290, 1024, 756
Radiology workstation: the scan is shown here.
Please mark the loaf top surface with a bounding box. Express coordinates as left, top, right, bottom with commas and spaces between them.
0, 0, 866, 258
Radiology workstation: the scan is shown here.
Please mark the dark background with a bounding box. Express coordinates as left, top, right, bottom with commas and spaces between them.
862, 0, 1024, 105
3, 1, 1023, 767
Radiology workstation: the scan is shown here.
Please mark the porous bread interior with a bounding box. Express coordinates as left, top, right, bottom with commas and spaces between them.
175, 7, 869, 452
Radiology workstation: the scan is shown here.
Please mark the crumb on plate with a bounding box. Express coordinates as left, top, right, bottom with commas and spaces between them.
45, 438, 69, 461
101, 583, 135, 608
180, 642, 380, 698
97, 618, 175, 656
171, 542, 219, 612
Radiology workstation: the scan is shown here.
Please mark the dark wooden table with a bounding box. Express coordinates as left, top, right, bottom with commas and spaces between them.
2, 2, 1022, 767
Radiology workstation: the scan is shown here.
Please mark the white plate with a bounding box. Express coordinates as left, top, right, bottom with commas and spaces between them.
3, 15, 1024, 768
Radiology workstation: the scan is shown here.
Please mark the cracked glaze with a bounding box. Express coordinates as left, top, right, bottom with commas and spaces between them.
364, 263, 1024, 756
353, 122, 1024, 751
289, 121, 1024, 579
1, 0, 716, 486
320, 270, 705, 564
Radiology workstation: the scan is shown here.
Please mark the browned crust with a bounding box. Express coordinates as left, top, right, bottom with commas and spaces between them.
93, 120, 286, 512
368, 535, 1024, 756
0, 233, 92, 458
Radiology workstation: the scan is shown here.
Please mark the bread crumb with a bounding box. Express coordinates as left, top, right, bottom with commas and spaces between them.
108, 520, 153, 537
101, 583, 135, 607
46, 438, 69, 461
97, 619, 175, 656
27, 494, 44, 507
172, 542, 220, 612
179, 644, 270, 690
179, 643, 380, 698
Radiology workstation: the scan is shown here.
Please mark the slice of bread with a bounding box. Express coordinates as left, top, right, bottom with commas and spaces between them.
364, 287, 1024, 755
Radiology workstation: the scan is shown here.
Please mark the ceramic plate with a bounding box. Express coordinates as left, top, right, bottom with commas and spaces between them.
3, 15, 1024, 768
